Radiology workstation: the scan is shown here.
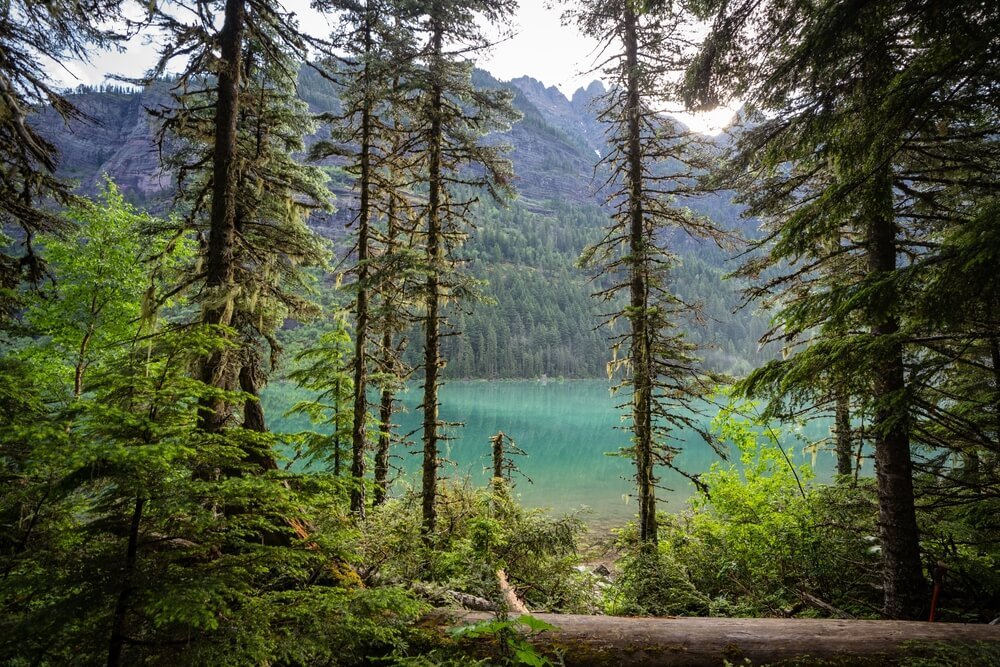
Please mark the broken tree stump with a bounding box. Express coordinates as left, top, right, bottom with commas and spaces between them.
440, 611, 1000, 665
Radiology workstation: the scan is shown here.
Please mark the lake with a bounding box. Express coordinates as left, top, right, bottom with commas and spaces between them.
264, 379, 836, 527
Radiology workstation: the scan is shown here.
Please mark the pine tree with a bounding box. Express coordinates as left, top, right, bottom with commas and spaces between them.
408, 0, 519, 539
286, 314, 355, 475
567, 0, 723, 545
683, 0, 1000, 618
370, 162, 420, 506
145, 1, 330, 440
313, 0, 420, 516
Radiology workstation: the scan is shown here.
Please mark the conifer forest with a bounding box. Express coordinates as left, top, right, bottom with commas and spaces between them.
2, 1, 1000, 664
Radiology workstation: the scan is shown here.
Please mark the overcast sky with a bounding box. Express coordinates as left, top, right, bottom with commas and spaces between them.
51, 2, 733, 133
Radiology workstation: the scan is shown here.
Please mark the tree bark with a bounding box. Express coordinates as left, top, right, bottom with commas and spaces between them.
198, 0, 245, 432
438, 612, 1000, 666
374, 372, 393, 506
239, 364, 267, 434
835, 387, 852, 478
334, 376, 343, 477
866, 163, 925, 620
107, 497, 144, 667
238, 363, 278, 471
374, 194, 400, 507
990, 332, 1000, 450
624, 6, 656, 546
350, 6, 375, 519
858, 27, 924, 619
74, 311, 95, 398
421, 10, 444, 542
492, 431, 505, 484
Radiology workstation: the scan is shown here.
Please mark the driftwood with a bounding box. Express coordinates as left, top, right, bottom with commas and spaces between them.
440, 611, 1000, 666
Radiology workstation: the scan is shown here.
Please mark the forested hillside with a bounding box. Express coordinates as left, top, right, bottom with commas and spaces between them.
37, 68, 769, 378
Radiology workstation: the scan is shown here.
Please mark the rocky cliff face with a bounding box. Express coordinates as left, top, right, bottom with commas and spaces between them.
34, 71, 750, 246
37, 87, 172, 199
509, 75, 606, 158
35, 69, 611, 212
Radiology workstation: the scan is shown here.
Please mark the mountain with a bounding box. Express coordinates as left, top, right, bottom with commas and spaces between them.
32, 69, 770, 378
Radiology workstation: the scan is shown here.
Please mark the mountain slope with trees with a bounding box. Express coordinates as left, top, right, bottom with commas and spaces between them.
36, 67, 769, 379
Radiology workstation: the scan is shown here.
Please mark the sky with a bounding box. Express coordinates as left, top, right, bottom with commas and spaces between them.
50, 2, 735, 134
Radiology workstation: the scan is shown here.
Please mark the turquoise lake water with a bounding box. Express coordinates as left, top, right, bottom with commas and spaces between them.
264, 379, 836, 526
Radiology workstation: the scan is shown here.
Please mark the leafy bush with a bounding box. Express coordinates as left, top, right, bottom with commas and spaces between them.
603, 529, 711, 616
655, 403, 882, 617
360, 479, 596, 614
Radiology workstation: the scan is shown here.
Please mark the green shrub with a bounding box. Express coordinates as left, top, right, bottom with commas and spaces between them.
603, 527, 711, 616
656, 403, 882, 617
360, 480, 596, 613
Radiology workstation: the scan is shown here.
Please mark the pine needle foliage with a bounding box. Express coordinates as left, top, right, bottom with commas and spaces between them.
566, 0, 726, 545
685, 0, 1000, 618
312, 0, 424, 517
0, 0, 127, 315
404, 0, 521, 540
143, 1, 332, 434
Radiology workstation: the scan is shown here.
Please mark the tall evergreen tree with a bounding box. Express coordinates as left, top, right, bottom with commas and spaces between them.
146, 1, 330, 441
370, 127, 421, 507
685, 0, 1000, 618
410, 0, 519, 539
567, 0, 722, 545
313, 0, 419, 516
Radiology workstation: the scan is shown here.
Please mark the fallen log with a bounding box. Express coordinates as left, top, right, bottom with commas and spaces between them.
410, 582, 497, 611
440, 611, 1000, 666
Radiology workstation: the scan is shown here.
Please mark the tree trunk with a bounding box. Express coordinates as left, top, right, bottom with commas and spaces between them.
350, 9, 374, 518
334, 376, 343, 477
107, 497, 144, 667
866, 163, 925, 620
438, 611, 1000, 666
374, 373, 392, 506
835, 387, 852, 478
198, 0, 245, 432
238, 363, 278, 471
374, 191, 401, 507
858, 27, 924, 619
492, 431, 505, 483
990, 332, 1000, 450
624, 6, 656, 546
74, 319, 94, 398
421, 12, 444, 542
239, 364, 267, 433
